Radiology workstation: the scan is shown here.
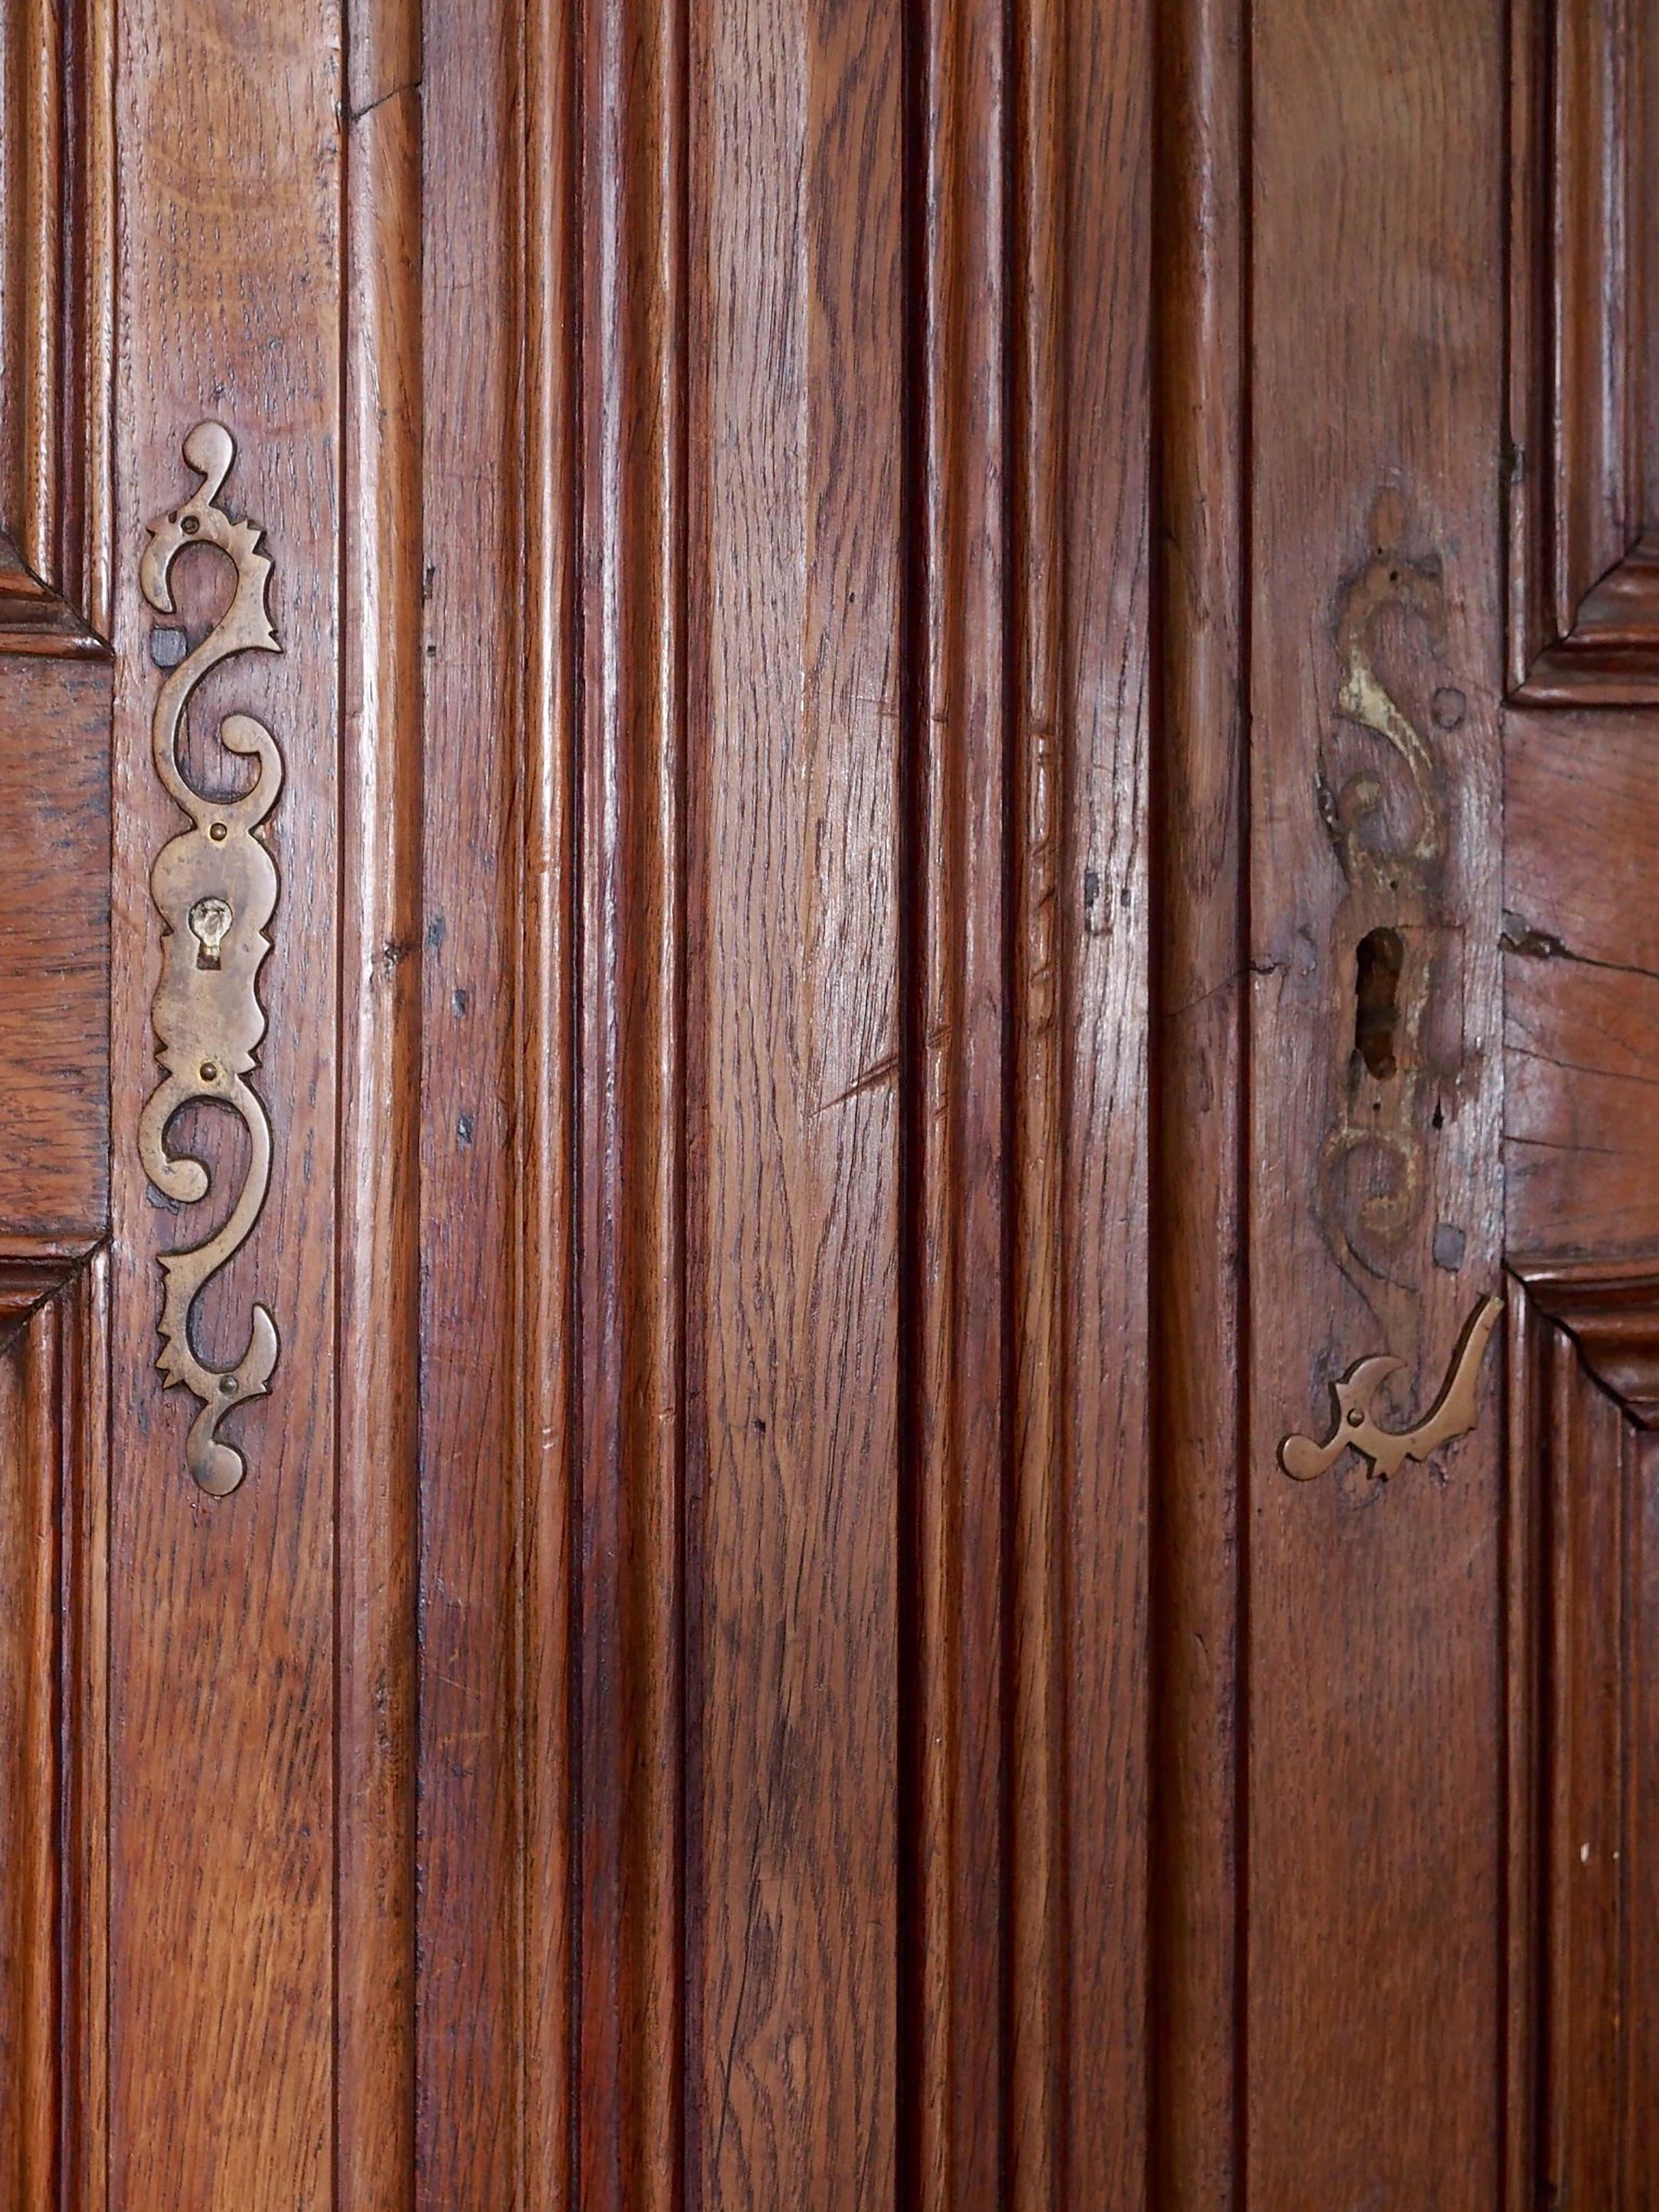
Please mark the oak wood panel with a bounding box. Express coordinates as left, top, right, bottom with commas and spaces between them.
0, 657, 110, 1246
1245, 0, 1506, 2198
690, 0, 902, 2195
107, 0, 343, 2201
1505, 708, 1659, 1259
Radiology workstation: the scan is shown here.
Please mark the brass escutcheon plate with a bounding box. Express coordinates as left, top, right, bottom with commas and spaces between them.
137, 421, 282, 1496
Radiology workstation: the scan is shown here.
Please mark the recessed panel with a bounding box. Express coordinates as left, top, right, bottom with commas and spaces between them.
0, 656, 111, 1246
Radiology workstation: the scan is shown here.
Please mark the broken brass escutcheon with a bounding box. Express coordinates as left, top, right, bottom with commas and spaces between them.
137, 421, 282, 1497
1279, 1290, 1503, 1483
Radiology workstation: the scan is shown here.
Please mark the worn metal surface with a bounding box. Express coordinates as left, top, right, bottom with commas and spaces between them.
1279, 1290, 1504, 1483
137, 421, 281, 1495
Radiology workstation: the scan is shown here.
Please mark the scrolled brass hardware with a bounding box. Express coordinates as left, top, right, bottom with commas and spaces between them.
1279, 1289, 1503, 1483
138, 420, 282, 1497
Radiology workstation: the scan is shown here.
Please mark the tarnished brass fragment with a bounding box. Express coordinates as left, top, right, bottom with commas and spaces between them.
138, 421, 282, 1496
1280, 1290, 1503, 1484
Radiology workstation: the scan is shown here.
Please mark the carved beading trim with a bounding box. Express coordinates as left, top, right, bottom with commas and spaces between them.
138, 421, 281, 1495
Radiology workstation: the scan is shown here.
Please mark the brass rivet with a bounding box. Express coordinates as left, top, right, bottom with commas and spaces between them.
209, 822, 229, 842
200, 1061, 218, 1082
219, 1375, 237, 1395
181, 514, 200, 535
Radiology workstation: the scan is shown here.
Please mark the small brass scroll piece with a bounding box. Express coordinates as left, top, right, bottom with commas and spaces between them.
1279, 1290, 1503, 1484
138, 421, 282, 1497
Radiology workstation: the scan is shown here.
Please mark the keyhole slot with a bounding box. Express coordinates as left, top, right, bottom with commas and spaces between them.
1354, 926, 1404, 1079
188, 895, 234, 972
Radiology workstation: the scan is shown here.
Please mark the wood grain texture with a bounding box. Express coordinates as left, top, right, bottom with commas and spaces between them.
1503, 1282, 1540, 2212
0, 657, 110, 1247
337, 0, 421, 2199
0, 1257, 109, 2212
1508, 0, 1659, 700
1055, 0, 1151, 2199
416, 0, 526, 2190
516, 0, 577, 2196
414, 4, 1155, 2206
0, 1301, 60, 2212
1245, 0, 1506, 2201
1504, 1272, 1659, 2203
1, 0, 64, 583
107, 0, 342, 2200
913, 3, 1014, 2197
60, 1254, 110, 2212
1505, 708, 1659, 1259
0, 0, 114, 630
0, 532, 107, 653
575, 2, 684, 2204
1148, 0, 1246, 2192
34, 0, 1647, 2190
690, 0, 898, 2202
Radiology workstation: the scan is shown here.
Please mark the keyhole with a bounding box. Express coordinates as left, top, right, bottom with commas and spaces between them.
188, 896, 233, 971
1354, 926, 1404, 1079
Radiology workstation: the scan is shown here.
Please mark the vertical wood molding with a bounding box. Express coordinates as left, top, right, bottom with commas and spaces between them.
1009, 3, 1065, 2202
1508, 0, 1659, 701
418, 2, 1150, 2203
1057, 0, 1152, 2199
1506, 1260, 1659, 2205
417, 0, 528, 2189
574, 1, 685, 2205
910, 2, 1147, 2201
516, 0, 576, 2198
0, 1296, 60, 2212
0, 659, 110, 1250
337, 0, 422, 2200
912, 0, 1014, 2198
1148, 0, 1248, 2192
0, 0, 113, 640
14, 0, 63, 581
0, 1255, 109, 2212
60, 1253, 109, 2212
1502, 1281, 1540, 2212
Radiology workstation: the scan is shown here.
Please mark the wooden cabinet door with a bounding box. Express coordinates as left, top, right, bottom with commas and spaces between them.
2, 0, 1656, 2204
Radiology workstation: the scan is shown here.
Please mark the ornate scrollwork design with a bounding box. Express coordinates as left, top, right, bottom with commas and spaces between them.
1279, 1290, 1503, 1485
138, 421, 282, 1496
